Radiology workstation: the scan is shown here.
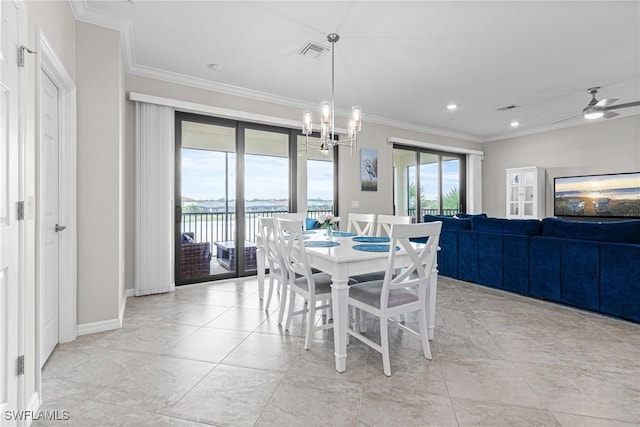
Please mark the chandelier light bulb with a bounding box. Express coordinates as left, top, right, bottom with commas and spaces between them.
321, 102, 332, 124
302, 110, 313, 135
348, 118, 357, 139
352, 106, 361, 122
321, 122, 330, 141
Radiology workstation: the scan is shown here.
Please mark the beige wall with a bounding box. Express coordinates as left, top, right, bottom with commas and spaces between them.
76, 21, 124, 323
481, 115, 640, 218
26, 0, 76, 411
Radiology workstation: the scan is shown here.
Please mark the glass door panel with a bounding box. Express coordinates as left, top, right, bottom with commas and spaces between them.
442, 156, 461, 215
297, 135, 335, 223
178, 120, 236, 283
393, 148, 417, 221
394, 146, 465, 220
244, 129, 290, 272
420, 153, 439, 217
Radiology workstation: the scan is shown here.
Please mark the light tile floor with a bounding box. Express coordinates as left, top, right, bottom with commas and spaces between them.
35, 276, 639, 426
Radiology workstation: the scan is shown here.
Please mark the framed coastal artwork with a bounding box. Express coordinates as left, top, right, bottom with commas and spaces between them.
360, 148, 378, 191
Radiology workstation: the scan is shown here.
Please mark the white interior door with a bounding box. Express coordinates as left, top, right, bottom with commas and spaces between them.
0, 1, 21, 420
40, 71, 60, 366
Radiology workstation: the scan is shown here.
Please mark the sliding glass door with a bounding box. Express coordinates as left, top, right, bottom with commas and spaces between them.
176, 116, 238, 283
175, 113, 332, 284
243, 127, 290, 273
393, 146, 465, 221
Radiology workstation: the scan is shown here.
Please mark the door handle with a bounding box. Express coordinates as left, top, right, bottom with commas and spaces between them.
55, 224, 66, 232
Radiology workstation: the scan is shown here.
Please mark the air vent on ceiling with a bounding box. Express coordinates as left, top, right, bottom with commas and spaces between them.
497, 104, 520, 112
298, 41, 330, 60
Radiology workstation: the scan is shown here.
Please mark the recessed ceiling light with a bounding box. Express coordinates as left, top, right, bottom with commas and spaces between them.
207, 63, 225, 72
510, 121, 520, 127
446, 104, 458, 111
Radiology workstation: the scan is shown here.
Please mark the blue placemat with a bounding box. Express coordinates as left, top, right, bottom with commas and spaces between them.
283, 235, 310, 240
352, 236, 390, 243
352, 244, 399, 252
329, 231, 357, 237
304, 240, 341, 248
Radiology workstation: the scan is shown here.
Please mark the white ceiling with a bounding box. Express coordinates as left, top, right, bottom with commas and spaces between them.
71, 1, 640, 142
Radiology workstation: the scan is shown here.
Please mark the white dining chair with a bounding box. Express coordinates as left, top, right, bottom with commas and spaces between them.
376, 214, 412, 237
347, 221, 442, 376
277, 218, 335, 349
351, 215, 412, 284
273, 212, 308, 229
257, 217, 288, 323
346, 213, 376, 236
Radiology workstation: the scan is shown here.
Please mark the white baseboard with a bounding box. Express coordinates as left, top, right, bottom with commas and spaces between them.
125, 288, 134, 297
77, 317, 122, 336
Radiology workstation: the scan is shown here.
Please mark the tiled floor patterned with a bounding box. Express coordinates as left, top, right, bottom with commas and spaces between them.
36, 276, 639, 426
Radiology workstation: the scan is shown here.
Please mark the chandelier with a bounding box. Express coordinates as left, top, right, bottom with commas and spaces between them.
302, 33, 362, 155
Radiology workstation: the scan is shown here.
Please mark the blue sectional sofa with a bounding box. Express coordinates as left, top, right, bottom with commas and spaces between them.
422, 215, 640, 323
530, 218, 640, 322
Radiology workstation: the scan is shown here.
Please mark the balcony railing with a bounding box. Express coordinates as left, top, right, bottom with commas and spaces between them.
181, 209, 333, 245
409, 208, 461, 218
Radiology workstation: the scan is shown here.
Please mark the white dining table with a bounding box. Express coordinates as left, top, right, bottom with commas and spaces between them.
257, 229, 438, 372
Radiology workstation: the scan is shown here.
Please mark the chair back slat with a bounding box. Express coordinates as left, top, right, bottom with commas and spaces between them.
347, 213, 377, 236
258, 217, 284, 267
376, 214, 412, 237
276, 218, 315, 281
274, 212, 308, 229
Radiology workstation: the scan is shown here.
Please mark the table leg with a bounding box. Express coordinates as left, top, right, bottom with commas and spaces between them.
256, 243, 265, 300
427, 268, 438, 340
331, 272, 350, 373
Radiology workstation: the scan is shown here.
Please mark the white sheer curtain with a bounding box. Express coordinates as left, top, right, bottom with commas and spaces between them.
134, 102, 175, 296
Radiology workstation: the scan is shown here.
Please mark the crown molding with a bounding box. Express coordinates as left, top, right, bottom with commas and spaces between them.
128, 63, 317, 112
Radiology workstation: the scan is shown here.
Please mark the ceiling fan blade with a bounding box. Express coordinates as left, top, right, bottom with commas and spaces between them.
552, 114, 580, 125
595, 98, 618, 108
605, 101, 640, 110
602, 110, 620, 119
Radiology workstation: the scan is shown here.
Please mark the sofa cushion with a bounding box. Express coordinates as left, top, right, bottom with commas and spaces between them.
454, 213, 488, 219
306, 218, 320, 230
541, 218, 640, 244
181, 232, 195, 243
471, 216, 541, 236
424, 215, 471, 230
599, 243, 640, 322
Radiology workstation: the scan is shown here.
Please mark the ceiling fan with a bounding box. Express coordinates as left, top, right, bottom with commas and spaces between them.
553, 87, 640, 124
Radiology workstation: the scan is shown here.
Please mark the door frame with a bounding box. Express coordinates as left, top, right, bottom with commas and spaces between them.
34, 28, 77, 390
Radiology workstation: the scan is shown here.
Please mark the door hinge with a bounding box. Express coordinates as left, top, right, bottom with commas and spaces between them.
17, 355, 24, 375
17, 45, 37, 68
17, 201, 25, 220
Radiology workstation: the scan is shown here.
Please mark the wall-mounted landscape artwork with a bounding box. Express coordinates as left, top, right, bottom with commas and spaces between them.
554, 172, 640, 218
360, 148, 378, 191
